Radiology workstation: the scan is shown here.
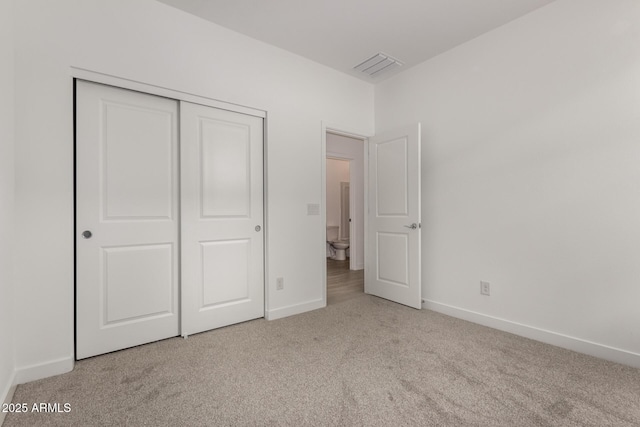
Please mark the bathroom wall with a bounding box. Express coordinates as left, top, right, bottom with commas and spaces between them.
326, 158, 349, 234
327, 133, 365, 270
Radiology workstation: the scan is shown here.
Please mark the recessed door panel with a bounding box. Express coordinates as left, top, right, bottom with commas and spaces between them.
377, 232, 409, 287
102, 244, 175, 325
376, 138, 408, 217
102, 101, 175, 220
200, 119, 251, 218
76, 80, 179, 359
200, 239, 250, 308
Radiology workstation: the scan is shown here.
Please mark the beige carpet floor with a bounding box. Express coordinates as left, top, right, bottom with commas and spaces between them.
4, 293, 640, 426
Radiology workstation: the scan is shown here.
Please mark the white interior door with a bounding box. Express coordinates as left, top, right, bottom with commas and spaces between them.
180, 102, 264, 336
76, 81, 180, 359
365, 123, 421, 309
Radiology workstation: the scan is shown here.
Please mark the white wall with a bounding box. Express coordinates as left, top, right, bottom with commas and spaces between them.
326, 158, 349, 230
327, 133, 365, 270
0, 0, 16, 411
375, 0, 640, 366
12, 0, 373, 382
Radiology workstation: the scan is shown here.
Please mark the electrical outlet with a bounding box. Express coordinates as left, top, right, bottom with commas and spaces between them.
276, 277, 284, 290
480, 281, 490, 296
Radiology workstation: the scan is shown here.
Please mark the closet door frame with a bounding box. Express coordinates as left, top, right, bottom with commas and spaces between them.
72, 68, 268, 356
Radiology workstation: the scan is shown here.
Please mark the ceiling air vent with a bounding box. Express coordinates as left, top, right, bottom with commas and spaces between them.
353, 53, 403, 77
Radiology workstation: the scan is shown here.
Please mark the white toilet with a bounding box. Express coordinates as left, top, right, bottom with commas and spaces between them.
326, 225, 350, 261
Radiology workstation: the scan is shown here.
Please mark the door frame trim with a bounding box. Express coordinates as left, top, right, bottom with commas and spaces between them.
321, 122, 371, 307
72, 67, 268, 358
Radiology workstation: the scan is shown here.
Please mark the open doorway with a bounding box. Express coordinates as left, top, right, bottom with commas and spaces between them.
322, 123, 422, 309
325, 131, 365, 305
326, 157, 350, 262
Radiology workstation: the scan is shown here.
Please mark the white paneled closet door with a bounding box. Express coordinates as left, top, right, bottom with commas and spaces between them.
76, 81, 180, 359
76, 81, 265, 359
180, 102, 265, 336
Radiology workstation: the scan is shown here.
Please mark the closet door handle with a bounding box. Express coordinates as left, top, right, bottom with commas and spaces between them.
403, 223, 418, 230
255, 225, 261, 232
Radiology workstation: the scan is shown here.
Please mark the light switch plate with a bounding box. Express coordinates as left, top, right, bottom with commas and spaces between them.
307, 203, 320, 215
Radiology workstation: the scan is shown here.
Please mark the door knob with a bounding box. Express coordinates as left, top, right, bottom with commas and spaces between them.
81, 230, 93, 239
255, 225, 261, 232
404, 223, 418, 230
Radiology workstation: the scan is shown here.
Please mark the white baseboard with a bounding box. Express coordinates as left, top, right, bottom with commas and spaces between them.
0, 372, 17, 427
266, 298, 325, 321
0, 371, 16, 426
423, 299, 640, 369
14, 357, 74, 385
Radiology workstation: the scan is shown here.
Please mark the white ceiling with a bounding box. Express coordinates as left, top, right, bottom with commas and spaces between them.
156, 0, 556, 82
